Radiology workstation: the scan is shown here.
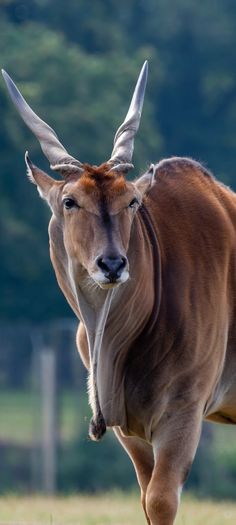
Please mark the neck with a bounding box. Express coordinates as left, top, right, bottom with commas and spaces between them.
50, 206, 160, 434
88, 209, 158, 433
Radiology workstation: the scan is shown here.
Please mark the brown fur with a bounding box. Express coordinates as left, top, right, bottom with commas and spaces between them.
30, 156, 236, 524
79, 163, 127, 196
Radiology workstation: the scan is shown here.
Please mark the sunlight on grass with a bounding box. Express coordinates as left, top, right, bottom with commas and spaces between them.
0, 390, 82, 444
0, 493, 236, 525
177, 495, 236, 525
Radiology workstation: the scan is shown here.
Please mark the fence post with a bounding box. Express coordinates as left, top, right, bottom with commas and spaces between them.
40, 347, 57, 494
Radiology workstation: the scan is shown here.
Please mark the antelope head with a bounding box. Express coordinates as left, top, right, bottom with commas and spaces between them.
2, 62, 154, 290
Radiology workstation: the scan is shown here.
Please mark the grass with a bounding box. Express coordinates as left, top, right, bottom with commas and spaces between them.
0, 390, 37, 443
0, 390, 87, 444
213, 423, 236, 459
1, 389, 236, 451
0, 492, 236, 525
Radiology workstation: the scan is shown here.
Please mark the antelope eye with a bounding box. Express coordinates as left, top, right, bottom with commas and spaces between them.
128, 198, 139, 208
63, 197, 77, 209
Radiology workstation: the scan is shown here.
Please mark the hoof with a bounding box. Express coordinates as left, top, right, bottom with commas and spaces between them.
89, 411, 106, 441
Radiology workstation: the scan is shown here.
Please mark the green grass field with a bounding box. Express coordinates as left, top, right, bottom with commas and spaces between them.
0, 493, 236, 525
1, 389, 236, 502
0, 390, 85, 443
1, 389, 236, 452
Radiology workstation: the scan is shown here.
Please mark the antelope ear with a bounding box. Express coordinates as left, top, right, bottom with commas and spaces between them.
25, 151, 55, 199
135, 164, 155, 196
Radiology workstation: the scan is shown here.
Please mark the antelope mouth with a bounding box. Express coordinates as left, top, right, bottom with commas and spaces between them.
91, 270, 130, 289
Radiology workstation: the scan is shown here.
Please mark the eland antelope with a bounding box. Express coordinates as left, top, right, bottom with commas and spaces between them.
2, 62, 236, 525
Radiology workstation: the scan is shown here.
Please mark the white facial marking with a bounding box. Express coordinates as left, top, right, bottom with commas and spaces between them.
90, 269, 129, 288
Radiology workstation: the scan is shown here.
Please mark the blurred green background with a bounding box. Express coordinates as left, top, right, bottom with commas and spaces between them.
0, 0, 236, 499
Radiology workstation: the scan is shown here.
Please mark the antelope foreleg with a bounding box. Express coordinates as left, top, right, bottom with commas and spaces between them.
146, 413, 202, 525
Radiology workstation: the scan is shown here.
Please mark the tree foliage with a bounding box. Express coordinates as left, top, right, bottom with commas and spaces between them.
1, 1, 236, 320
1, 1, 236, 499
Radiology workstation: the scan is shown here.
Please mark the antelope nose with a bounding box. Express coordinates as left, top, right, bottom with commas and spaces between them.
96, 256, 127, 281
